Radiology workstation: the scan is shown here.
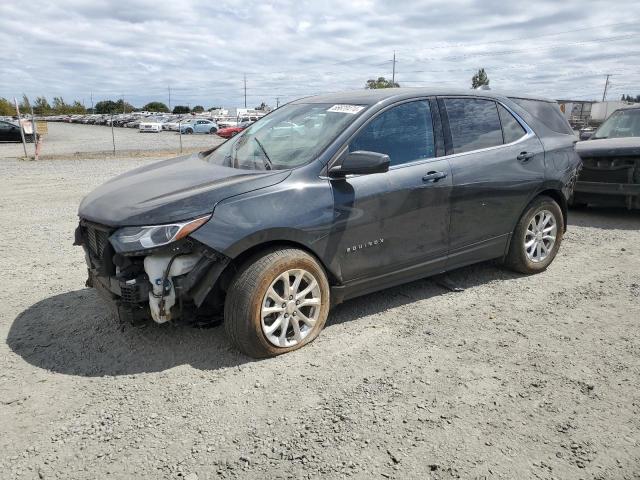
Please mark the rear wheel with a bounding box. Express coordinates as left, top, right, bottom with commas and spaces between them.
224, 248, 330, 358
209, 127, 217, 134
505, 195, 563, 274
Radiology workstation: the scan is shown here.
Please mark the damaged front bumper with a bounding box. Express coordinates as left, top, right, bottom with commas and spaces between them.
573, 156, 640, 209
75, 220, 229, 325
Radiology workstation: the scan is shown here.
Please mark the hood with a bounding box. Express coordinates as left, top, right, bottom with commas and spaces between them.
576, 137, 640, 158
78, 153, 290, 226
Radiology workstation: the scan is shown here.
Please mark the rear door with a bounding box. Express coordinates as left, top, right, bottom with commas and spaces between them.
329, 99, 452, 281
439, 96, 545, 265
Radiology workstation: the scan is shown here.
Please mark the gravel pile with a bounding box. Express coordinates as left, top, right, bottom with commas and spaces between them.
0, 157, 639, 479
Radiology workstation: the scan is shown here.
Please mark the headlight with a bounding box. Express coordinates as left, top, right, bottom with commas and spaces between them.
110, 215, 211, 252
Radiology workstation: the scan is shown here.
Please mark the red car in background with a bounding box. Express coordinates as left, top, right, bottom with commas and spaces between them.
216, 125, 246, 138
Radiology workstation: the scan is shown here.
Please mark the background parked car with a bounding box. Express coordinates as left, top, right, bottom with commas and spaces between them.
180, 119, 218, 134
139, 116, 167, 133
216, 124, 246, 138
0, 119, 36, 142
163, 116, 192, 131
573, 105, 640, 209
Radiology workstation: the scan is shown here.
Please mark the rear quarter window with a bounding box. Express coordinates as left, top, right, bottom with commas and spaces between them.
509, 98, 574, 135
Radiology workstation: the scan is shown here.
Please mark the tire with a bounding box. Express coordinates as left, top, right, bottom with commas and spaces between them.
209, 127, 217, 134
185, 128, 193, 134
231, 131, 238, 137
224, 248, 330, 358
505, 195, 564, 274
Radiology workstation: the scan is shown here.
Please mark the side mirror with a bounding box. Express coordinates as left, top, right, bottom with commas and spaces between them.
579, 131, 594, 141
329, 151, 390, 177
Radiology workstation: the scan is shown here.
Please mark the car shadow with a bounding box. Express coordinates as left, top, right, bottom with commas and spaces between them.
569, 205, 640, 231
7, 261, 522, 377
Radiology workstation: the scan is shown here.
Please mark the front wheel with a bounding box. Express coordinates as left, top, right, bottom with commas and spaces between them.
224, 248, 330, 358
505, 195, 564, 274
184, 128, 193, 134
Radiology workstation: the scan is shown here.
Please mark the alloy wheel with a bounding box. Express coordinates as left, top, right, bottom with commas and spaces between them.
524, 209, 557, 263
261, 269, 322, 347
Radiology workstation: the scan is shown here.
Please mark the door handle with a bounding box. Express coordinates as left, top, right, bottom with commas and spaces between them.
422, 171, 447, 182
517, 151, 535, 162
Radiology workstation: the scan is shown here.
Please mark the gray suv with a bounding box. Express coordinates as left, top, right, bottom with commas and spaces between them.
75, 88, 581, 358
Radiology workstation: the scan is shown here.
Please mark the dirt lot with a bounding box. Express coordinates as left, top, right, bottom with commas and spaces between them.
1, 156, 639, 480
0, 122, 224, 159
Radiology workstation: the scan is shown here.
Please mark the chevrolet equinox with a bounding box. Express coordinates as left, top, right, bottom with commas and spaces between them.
75, 89, 581, 358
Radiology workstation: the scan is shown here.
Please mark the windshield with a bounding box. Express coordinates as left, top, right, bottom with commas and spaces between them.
592, 108, 640, 139
206, 103, 366, 170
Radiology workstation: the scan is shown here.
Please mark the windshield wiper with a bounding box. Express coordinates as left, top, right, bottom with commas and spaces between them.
254, 137, 273, 170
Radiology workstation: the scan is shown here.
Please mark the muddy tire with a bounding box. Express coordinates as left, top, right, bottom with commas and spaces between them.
224, 248, 330, 358
505, 195, 564, 274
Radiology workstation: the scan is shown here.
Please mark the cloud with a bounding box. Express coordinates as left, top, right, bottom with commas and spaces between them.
0, 0, 638, 108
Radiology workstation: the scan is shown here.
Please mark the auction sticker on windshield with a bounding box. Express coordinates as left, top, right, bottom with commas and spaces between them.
327, 104, 365, 114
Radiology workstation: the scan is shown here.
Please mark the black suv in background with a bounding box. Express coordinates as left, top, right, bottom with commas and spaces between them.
574, 105, 640, 209
76, 89, 581, 358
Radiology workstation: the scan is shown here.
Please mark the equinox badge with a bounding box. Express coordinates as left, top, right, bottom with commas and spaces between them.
346, 238, 384, 253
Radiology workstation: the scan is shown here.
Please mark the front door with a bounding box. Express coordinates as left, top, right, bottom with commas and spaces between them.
328, 99, 452, 282
439, 97, 545, 265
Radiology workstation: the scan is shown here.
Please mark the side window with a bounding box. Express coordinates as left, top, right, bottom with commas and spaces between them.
444, 98, 503, 154
498, 104, 526, 143
350, 100, 435, 166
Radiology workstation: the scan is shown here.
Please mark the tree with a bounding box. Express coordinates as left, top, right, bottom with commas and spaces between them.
471, 68, 490, 89
52, 97, 70, 114
116, 99, 136, 113
0, 97, 16, 116
33, 96, 51, 115
207, 106, 222, 111
621, 94, 640, 103
192, 105, 205, 113
70, 101, 86, 114
143, 101, 169, 113
365, 77, 399, 89
255, 101, 270, 111
172, 105, 191, 114
18, 94, 31, 113
94, 100, 119, 114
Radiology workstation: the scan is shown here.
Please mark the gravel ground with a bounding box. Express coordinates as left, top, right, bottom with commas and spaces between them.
1, 157, 639, 480
0, 123, 224, 159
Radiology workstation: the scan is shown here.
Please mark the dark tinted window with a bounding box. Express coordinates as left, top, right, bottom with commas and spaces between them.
509, 98, 574, 135
350, 100, 435, 166
498, 104, 526, 143
444, 98, 502, 153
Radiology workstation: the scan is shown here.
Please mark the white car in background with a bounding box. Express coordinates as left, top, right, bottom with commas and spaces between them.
162, 116, 192, 131
139, 116, 167, 133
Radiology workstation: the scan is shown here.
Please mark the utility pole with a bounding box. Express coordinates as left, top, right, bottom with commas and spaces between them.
602, 74, 611, 102
122, 94, 125, 114
90, 92, 93, 112
276, 97, 279, 109
244, 74, 247, 108
168, 85, 171, 111
13, 97, 28, 158
392, 50, 396, 86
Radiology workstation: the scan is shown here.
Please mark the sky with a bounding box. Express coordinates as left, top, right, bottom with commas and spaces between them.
1, 0, 639, 110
